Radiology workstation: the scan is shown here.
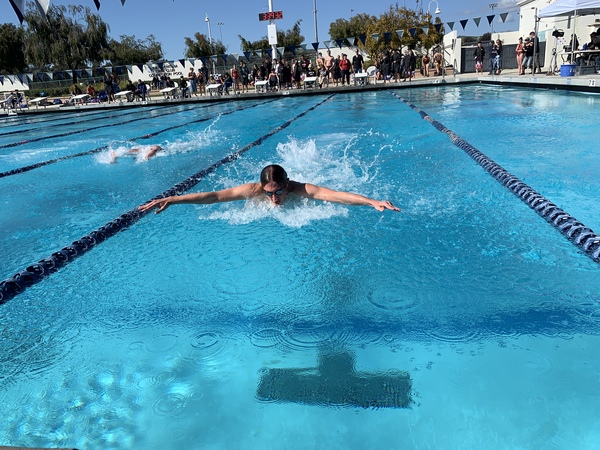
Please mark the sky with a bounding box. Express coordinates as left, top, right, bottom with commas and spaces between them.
1, 0, 521, 60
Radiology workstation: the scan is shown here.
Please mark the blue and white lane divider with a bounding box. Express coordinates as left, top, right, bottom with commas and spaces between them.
0, 99, 277, 179
0, 94, 335, 305
391, 91, 600, 265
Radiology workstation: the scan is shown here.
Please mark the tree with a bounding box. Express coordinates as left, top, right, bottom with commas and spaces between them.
361, 5, 443, 59
106, 34, 163, 65
0, 24, 26, 74
238, 20, 304, 52
184, 33, 226, 57
23, 4, 109, 73
329, 13, 376, 40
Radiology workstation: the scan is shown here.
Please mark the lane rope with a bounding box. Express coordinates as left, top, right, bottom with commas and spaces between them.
0, 94, 335, 305
0, 98, 246, 150
0, 99, 277, 179
0, 103, 182, 138
391, 91, 600, 265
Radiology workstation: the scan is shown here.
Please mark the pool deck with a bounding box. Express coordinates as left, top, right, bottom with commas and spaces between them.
5, 67, 600, 116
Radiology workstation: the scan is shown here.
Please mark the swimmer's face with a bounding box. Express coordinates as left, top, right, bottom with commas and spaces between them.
263, 181, 288, 206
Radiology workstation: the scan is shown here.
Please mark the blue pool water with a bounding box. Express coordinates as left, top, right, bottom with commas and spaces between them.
1, 86, 600, 449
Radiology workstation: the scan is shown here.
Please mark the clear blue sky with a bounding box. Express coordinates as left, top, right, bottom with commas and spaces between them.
1, 0, 520, 60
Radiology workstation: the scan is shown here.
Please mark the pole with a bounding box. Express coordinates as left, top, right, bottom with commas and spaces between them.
268, 0, 277, 61
205, 14, 216, 75
533, 8, 539, 76
313, 0, 319, 43
489, 3, 498, 34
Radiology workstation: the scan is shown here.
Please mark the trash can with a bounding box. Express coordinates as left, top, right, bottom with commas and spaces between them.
560, 64, 576, 77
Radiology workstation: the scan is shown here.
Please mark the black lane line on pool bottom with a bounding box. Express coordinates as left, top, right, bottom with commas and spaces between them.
0, 99, 277, 179
0, 98, 232, 150
0, 94, 335, 305
390, 91, 600, 265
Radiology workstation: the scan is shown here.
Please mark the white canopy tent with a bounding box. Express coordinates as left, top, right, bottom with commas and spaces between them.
538, 0, 600, 67
538, 0, 600, 18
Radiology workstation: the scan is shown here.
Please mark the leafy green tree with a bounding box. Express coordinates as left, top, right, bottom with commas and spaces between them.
362, 5, 443, 59
184, 32, 226, 57
23, 4, 109, 74
329, 13, 376, 40
0, 24, 26, 74
106, 34, 163, 65
238, 20, 304, 52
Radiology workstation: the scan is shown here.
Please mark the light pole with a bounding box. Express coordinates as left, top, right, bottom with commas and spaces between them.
489, 3, 499, 34
205, 14, 215, 75
205, 14, 213, 44
217, 22, 224, 43
313, 0, 318, 43
427, 0, 441, 15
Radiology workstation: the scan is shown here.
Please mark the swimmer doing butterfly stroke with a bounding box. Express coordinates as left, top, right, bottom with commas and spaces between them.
139, 164, 400, 214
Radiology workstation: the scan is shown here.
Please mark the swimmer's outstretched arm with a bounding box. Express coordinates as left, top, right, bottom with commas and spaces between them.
294, 182, 400, 212
138, 183, 258, 214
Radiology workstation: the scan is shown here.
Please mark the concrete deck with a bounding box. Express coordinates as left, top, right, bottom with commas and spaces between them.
4, 67, 599, 116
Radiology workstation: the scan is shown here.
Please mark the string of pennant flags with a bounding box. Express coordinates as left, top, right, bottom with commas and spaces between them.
9, 0, 513, 36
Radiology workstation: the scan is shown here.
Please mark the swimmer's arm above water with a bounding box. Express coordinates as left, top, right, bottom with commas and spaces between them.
138, 183, 258, 214
293, 182, 400, 212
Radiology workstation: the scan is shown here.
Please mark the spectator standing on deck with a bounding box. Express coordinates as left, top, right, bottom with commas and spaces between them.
339, 53, 351, 85
352, 48, 364, 74
473, 41, 485, 76
529, 31, 542, 74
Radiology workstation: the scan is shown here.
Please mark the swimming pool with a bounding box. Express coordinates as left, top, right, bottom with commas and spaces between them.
1, 86, 600, 449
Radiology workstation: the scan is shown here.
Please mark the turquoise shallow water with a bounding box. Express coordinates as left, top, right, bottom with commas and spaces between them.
1, 87, 600, 449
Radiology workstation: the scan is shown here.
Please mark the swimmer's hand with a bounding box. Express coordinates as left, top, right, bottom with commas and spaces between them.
372, 200, 401, 212
138, 197, 174, 214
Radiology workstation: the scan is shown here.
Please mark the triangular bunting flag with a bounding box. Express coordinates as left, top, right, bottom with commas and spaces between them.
115, 66, 124, 75
75, 70, 82, 78
311, 42, 319, 51
16, 74, 24, 83
93, 0, 100, 10
136, 64, 143, 72
120, 0, 126, 5
299, 44, 307, 50
421, 27, 429, 36
371, 33, 379, 42
35, 0, 50, 19
396, 30, 404, 40
9, 0, 26, 23
243, 51, 251, 60
221, 54, 228, 64
473, 17, 481, 27
157, 62, 164, 70
434, 23, 443, 34
277, 46, 285, 55
289, 46, 296, 55
336, 38, 344, 48
324, 40, 330, 48
125, 65, 132, 73
178, 59, 186, 67
460, 19, 468, 30
359, 35, 366, 45
383, 32, 392, 43
46, 71, 53, 80
487, 15, 495, 26
211, 55, 218, 63
231, 54, 239, 61
0, 76, 4, 84
36, 73, 45, 82
408, 28, 417, 38
500, 12, 508, 23
54, 71, 63, 80
447, 21, 454, 31
199, 57, 207, 66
